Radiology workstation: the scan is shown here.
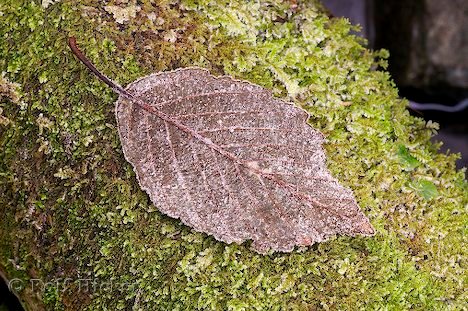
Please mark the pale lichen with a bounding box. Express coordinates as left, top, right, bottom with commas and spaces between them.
104, 4, 141, 24
0, 74, 20, 103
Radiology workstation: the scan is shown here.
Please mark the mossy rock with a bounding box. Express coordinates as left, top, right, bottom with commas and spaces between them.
0, 0, 466, 310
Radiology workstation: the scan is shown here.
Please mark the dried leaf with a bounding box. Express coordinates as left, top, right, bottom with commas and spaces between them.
69, 37, 374, 253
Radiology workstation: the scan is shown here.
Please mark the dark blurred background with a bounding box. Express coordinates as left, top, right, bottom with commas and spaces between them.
323, 0, 468, 169
0, 274, 21, 311
1, 1, 467, 310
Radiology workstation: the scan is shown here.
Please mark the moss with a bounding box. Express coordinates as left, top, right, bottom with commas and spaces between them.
0, 0, 466, 310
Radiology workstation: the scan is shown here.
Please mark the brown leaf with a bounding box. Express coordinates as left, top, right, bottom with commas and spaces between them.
115, 69, 374, 253
68, 37, 374, 253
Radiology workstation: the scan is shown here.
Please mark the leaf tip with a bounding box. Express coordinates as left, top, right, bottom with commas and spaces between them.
354, 219, 375, 236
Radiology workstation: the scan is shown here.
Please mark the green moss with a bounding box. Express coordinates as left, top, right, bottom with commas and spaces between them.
0, 0, 466, 310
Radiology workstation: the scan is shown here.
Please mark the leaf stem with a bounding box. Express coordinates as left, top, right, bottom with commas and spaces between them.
68, 37, 129, 96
